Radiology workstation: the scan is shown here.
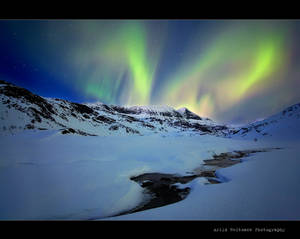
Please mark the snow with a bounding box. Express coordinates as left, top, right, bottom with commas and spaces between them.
84, 101, 105, 107
0, 81, 234, 138
176, 107, 188, 114
110, 140, 300, 220
126, 105, 175, 113
1, 80, 300, 220
0, 132, 148, 219
232, 103, 300, 141
0, 131, 268, 220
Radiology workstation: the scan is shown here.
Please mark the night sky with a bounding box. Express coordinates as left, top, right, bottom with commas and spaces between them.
1, 19, 300, 124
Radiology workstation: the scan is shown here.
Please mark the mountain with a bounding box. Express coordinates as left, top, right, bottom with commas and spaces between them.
231, 103, 300, 140
177, 107, 204, 120
1, 79, 300, 139
0, 80, 230, 137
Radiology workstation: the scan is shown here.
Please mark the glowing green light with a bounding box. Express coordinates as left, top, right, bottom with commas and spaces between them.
124, 23, 152, 104
160, 24, 287, 118
239, 41, 276, 94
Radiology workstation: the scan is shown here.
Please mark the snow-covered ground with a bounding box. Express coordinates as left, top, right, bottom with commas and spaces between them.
1, 80, 300, 220
111, 139, 300, 220
1, 129, 299, 220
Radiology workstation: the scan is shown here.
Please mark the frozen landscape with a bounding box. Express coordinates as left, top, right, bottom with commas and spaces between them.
0, 80, 300, 220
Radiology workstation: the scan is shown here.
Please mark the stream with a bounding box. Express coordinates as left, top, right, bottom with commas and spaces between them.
114, 147, 281, 217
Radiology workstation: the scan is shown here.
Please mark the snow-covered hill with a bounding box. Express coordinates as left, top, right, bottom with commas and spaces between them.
231, 103, 300, 140
0, 80, 230, 137
1, 80, 300, 221
1, 79, 300, 140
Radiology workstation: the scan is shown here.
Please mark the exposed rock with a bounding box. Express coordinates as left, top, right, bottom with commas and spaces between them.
109, 125, 119, 131
70, 102, 94, 115
94, 115, 116, 124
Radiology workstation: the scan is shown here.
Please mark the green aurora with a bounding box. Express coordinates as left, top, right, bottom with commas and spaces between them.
1, 20, 299, 124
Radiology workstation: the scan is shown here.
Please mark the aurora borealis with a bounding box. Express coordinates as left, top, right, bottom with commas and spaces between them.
1, 20, 300, 124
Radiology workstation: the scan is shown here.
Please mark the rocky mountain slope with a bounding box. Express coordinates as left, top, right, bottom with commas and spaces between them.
231, 103, 300, 140
0, 80, 231, 137
1, 79, 299, 139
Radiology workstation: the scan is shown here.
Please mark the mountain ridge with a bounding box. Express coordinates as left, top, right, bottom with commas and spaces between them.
1, 79, 300, 140
230, 102, 300, 139
0, 80, 230, 137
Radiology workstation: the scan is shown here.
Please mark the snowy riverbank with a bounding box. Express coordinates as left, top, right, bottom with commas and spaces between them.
0, 130, 299, 220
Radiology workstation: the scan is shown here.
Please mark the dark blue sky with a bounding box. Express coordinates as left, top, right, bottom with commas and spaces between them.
1, 20, 300, 124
